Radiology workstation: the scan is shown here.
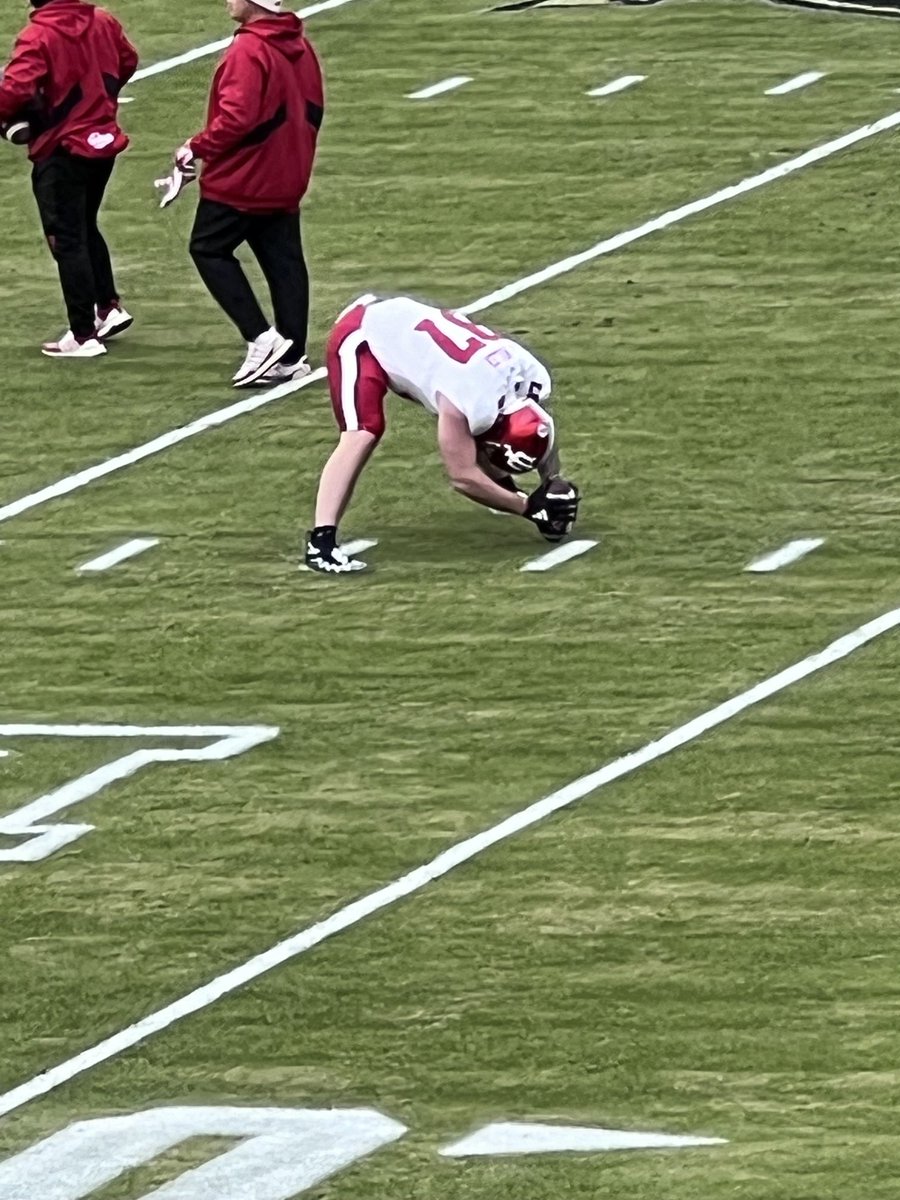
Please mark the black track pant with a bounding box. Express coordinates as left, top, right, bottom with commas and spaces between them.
189, 198, 309, 361
31, 151, 118, 339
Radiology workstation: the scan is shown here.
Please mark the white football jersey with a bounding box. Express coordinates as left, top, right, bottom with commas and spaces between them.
358, 297, 551, 435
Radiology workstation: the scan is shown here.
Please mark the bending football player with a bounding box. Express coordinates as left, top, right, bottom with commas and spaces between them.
305, 295, 581, 574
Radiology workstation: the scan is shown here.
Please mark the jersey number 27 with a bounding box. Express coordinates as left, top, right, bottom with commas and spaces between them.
414, 310, 501, 364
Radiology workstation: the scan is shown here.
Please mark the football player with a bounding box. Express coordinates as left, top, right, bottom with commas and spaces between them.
305, 295, 581, 574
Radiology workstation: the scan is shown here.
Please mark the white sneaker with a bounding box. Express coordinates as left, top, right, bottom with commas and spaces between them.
95, 304, 133, 340
41, 331, 107, 359
254, 355, 312, 387
233, 328, 293, 388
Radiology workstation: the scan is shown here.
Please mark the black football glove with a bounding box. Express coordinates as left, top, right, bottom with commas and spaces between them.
524, 480, 581, 543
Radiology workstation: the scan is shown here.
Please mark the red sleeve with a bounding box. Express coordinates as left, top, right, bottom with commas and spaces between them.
0, 28, 47, 122
116, 25, 139, 87
190, 45, 267, 161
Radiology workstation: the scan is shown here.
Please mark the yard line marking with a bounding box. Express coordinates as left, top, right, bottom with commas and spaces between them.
0, 369, 325, 525
119, 97, 135, 104
587, 75, 646, 98
521, 539, 598, 572
77, 537, 159, 573
407, 76, 473, 100
765, 71, 826, 96
745, 537, 825, 574
463, 108, 900, 315
130, 0, 365, 82
0, 605, 897, 1118
5, 108, 900, 527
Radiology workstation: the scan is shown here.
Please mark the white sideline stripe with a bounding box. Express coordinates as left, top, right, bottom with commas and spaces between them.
588, 75, 646, 97
77, 537, 159, 573
407, 76, 473, 100
745, 538, 825, 574
463, 108, 900, 315
130, 0, 364, 82
521, 539, 598, 573
0, 606, 898, 1119
766, 71, 826, 96
0, 369, 325, 524
4, 109, 900, 527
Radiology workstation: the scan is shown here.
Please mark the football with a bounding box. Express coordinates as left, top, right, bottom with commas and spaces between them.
0, 75, 44, 145
1, 117, 32, 146
546, 476, 577, 498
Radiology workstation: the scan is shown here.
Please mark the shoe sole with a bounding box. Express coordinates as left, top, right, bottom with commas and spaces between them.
233, 338, 294, 388
41, 347, 107, 359
249, 366, 312, 389
98, 317, 134, 341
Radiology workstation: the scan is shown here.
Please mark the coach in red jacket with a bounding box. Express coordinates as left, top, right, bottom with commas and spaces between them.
0, 0, 138, 358
178, 0, 324, 388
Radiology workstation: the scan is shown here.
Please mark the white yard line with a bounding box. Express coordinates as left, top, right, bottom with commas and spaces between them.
77, 537, 159, 573
521, 539, 598, 573
464, 108, 900, 314
765, 71, 826, 96
0, 370, 325, 525
745, 537, 825, 574
4, 109, 900, 528
407, 76, 473, 100
587, 75, 646, 98
0, 605, 897, 1118
131, 0, 365, 83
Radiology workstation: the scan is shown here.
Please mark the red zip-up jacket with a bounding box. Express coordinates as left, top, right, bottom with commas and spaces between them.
0, 0, 137, 162
191, 15, 324, 215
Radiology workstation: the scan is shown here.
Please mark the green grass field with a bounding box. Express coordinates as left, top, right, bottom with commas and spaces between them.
1, 0, 899, 1196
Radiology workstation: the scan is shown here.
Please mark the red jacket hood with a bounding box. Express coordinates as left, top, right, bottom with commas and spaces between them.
30, 0, 96, 40
237, 14, 308, 62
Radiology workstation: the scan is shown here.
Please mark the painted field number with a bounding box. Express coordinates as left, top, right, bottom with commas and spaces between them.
0, 724, 278, 863
0, 1104, 725, 1199
0, 1106, 405, 1200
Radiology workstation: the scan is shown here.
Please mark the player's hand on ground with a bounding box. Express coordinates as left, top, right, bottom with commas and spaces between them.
304, 529, 367, 575
524, 478, 581, 543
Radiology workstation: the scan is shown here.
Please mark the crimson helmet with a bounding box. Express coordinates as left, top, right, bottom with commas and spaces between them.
479, 399, 555, 475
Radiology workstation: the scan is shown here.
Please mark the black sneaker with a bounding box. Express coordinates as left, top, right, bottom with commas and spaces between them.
304, 528, 367, 575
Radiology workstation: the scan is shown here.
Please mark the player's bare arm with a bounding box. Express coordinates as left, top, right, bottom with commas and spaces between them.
436, 397, 527, 515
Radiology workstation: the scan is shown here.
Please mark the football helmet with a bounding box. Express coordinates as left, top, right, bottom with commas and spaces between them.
479, 398, 555, 475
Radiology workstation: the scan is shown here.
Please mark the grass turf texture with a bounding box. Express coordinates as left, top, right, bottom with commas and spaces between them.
0, 0, 899, 1196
